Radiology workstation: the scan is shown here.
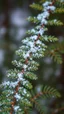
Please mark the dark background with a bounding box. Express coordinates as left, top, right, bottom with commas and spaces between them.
0, 0, 64, 114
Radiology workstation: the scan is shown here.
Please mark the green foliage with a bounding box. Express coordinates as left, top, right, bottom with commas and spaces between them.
55, 8, 64, 13
0, 0, 64, 114
40, 35, 58, 42
24, 72, 37, 80
30, 3, 43, 11
31, 85, 60, 114
30, 1, 64, 13
32, 85, 61, 102
42, 85, 61, 98
27, 16, 39, 24
45, 42, 64, 64
28, 17, 63, 26
35, 99, 45, 114
48, 20, 63, 26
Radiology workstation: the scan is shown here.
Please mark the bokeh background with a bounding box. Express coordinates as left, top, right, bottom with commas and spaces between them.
0, 0, 64, 114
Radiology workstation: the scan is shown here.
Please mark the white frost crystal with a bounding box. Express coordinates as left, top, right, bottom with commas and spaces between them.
37, 1, 55, 26
41, 18, 47, 24
14, 93, 21, 101
17, 73, 24, 81
54, 19, 57, 22
27, 41, 34, 48
44, 6, 56, 11
14, 106, 19, 112
37, 12, 49, 20
23, 51, 30, 59
2, 81, 10, 86
31, 29, 36, 33
2, 81, 20, 88
30, 35, 37, 40
36, 40, 42, 45
38, 28, 45, 35
43, 1, 56, 11
43, 1, 51, 7
10, 81, 19, 88
23, 64, 28, 71
42, 11, 50, 18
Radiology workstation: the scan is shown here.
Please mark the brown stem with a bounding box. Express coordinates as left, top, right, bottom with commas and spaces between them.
10, 82, 20, 113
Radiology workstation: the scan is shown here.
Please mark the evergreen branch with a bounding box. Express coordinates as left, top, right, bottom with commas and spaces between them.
31, 86, 60, 101
48, 20, 63, 26
28, 16, 63, 26
26, 30, 58, 42
45, 47, 62, 64
26, 27, 48, 35
55, 8, 64, 13
30, 2, 64, 12
44, 42, 64, 64
31, 85, 60, 114
30, 3, 43, 11
27, 16, 39, 24
34, 99, 45, 114
40, 35, 58, 42
0, 0, 63, 114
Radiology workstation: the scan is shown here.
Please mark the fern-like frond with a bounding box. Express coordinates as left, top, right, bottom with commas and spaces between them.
55, 8, 64, 13
32, 86, 60, 101
35, 99, 45, 114
27, 16, 39, 24
40, 35, 58, 42
42, 85, 61, 98
48, 20, 63, 26
30, 3, 43, 11
31, 85, 60, 114
28, 17, 63, 26
44, 42, 64, 64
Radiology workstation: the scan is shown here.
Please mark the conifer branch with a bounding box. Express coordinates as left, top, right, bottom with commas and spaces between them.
0, 0, 64, 114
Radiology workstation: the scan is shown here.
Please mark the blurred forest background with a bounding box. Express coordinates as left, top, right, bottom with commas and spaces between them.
0, 0, 64, 113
